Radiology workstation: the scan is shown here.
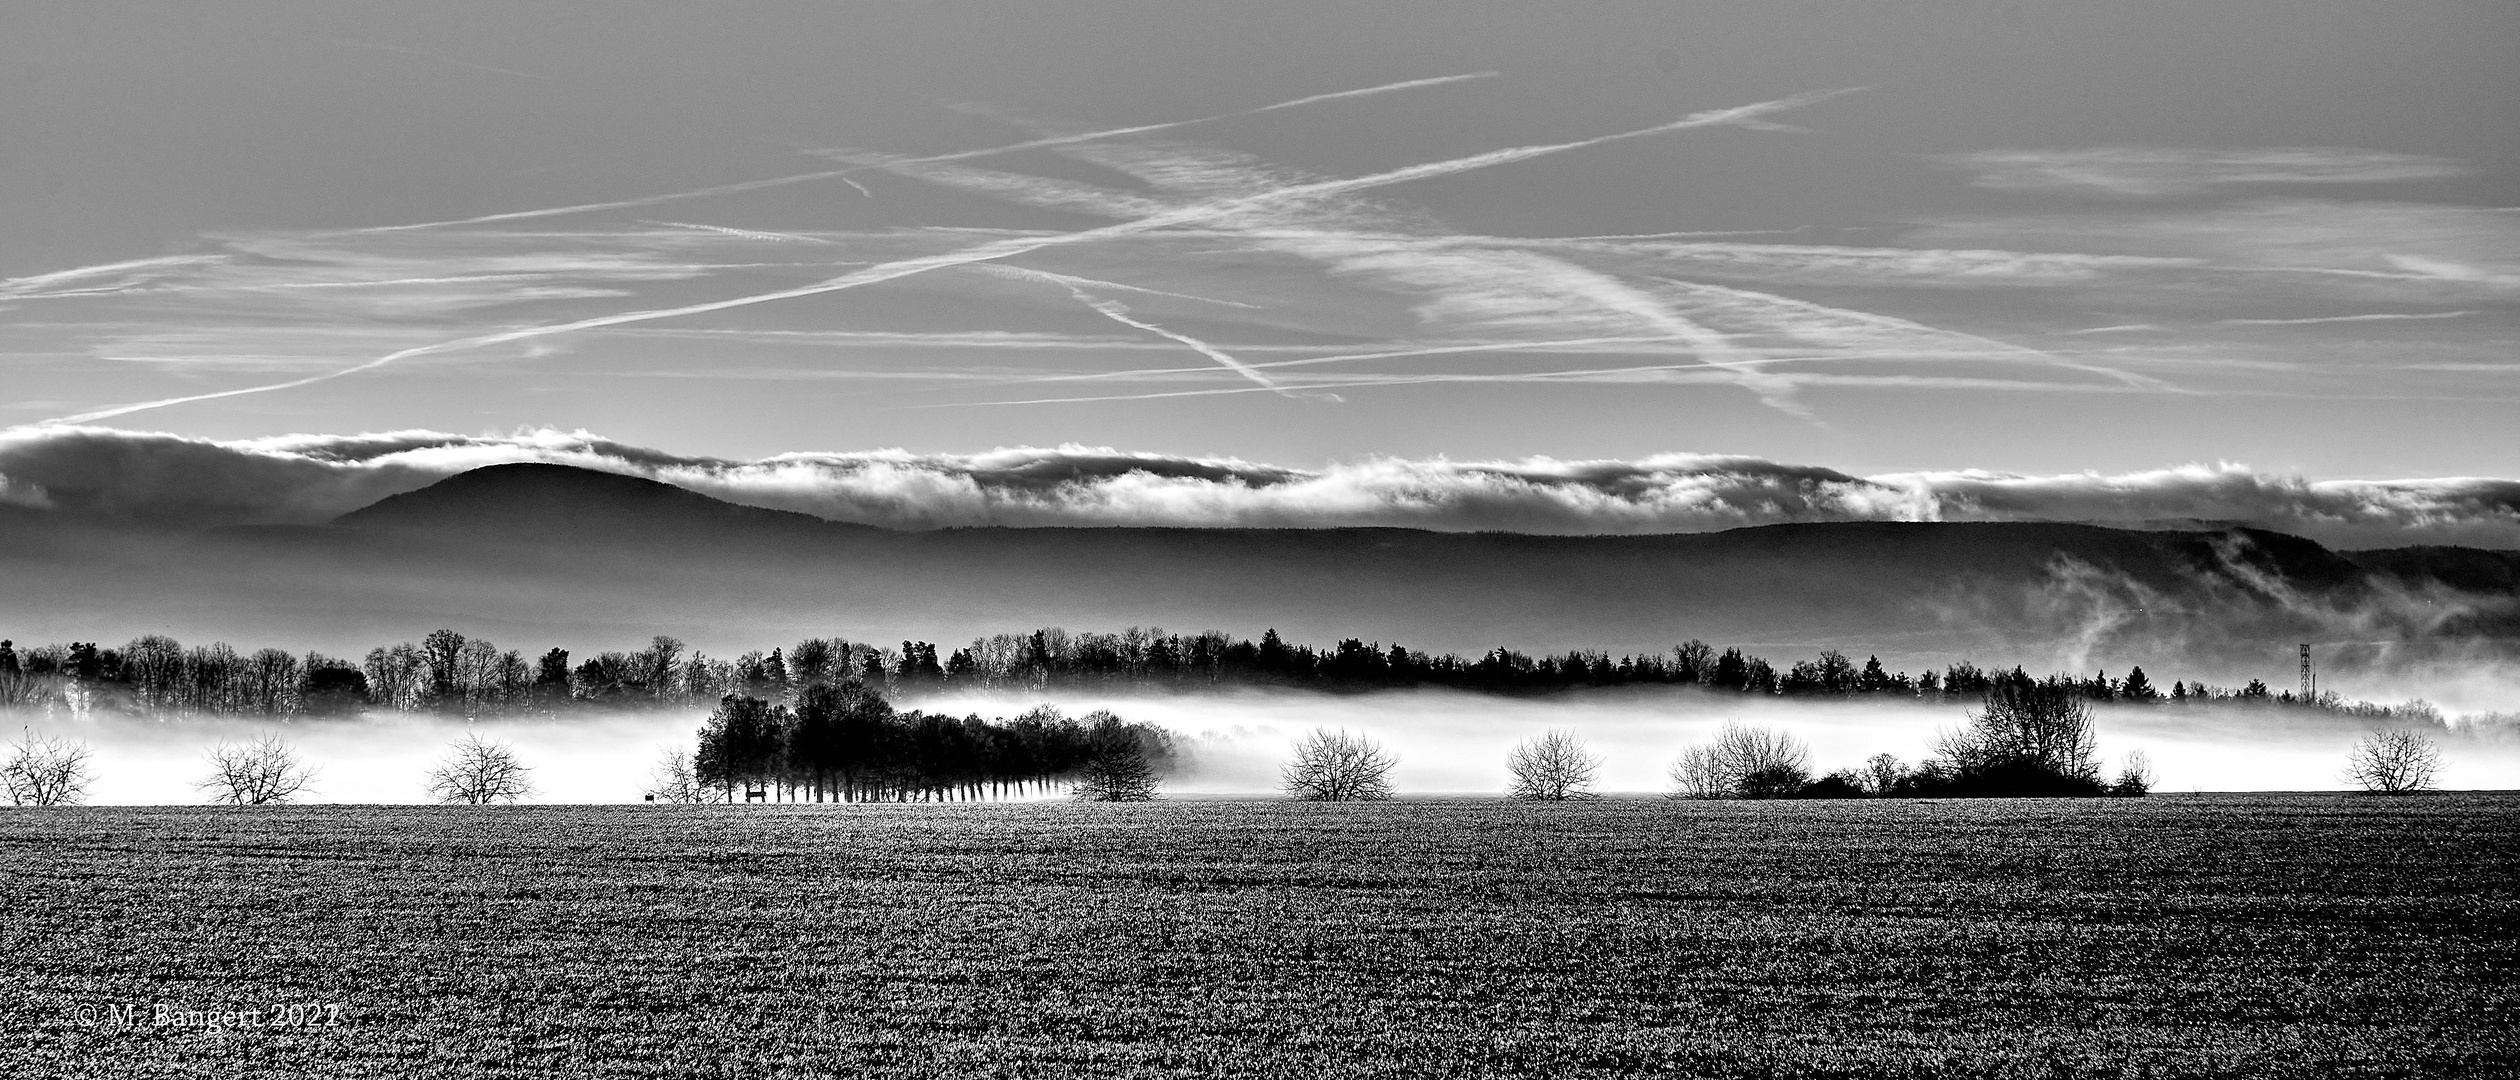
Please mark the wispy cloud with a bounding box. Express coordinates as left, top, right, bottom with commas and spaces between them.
6, 426, 2514, 549
1948, 147, 2473, 197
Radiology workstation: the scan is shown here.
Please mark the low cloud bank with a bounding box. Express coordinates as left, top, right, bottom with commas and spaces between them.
4, 425, 2517, 549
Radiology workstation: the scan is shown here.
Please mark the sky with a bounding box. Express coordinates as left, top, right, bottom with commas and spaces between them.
3, 0, 2517, 522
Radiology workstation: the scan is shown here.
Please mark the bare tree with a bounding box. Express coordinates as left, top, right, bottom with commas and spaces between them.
2110, 750, 2155, 797
1862, 753, 1906, 796
2, 729, 95, 806
424, 733, 536, 805
1666, 722, 1810, 799
644, 746, 710, 803
1506, 729, 1600, 800
196, 734, 317, 805
1282, 729, 1396, 801
1666, 744, 1731, 800
2345, 730, 2442, 795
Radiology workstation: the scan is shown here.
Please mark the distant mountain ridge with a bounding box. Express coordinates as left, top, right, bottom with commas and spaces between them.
2, 462, 2512, 675
335, 462, 851, 536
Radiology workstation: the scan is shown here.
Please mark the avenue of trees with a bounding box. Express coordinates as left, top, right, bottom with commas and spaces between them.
0, 629, 2447, 728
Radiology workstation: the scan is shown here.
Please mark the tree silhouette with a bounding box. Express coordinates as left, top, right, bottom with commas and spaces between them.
645, 747, 710, 804
1922, 683, 2106, 796
1506, 729, 1601, 800
424, 734, 535, 805
2121, 666, 2158, 702
2, 729, 94, 806
197, 734, 316, 805
1072, 712, 1161, 802
1282, 729, 1396, 801
2345, 730, 2442, 794
2110, 750, 2155, 796
1669, 723, 1811, 799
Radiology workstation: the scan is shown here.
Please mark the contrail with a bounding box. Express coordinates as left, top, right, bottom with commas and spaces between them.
0, 255, 224, 297
973, 265, 1282, 391
1079, 295, 1295, 396
356, 72, 1502, 233
1243, 71, 1499, 113
973, 264, 1261, 309
43, 88, 1853, 425
1018, 335, 1691, 383
2220, 310, 2476, 326
642, 220, 845, 245
931, 363, 2125, 409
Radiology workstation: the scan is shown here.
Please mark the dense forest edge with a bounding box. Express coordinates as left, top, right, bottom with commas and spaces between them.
0, 626, 2464, 724
3, 625, 2495, 804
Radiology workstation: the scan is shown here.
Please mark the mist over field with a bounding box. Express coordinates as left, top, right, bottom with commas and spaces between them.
14, 685, 2516, 805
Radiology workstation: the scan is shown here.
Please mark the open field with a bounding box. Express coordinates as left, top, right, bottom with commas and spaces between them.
6, 795, 2517, 1078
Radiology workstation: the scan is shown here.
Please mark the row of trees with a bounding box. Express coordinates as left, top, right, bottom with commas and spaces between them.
3, 706, 2450, 808
1, 631, 2433, 722
0, 727, 533, 807
1293, 713, 2449, 804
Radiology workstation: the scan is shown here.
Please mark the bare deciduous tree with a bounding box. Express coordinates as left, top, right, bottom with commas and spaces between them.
196, 734, 317, 805
1667, 744, 1732, 800
3, 729, 95, 807
2345, 730, 2442, 794
2110, 750, 2155, 797
424, 733, 536, 805
1862, 753, 1906, 796
645, 746, 709, 804
1666, 722, 1810, 799
1282, 729, 1396, 801
1506, 729, 1600, 800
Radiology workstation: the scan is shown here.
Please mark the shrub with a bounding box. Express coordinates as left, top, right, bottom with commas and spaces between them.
2110, 750, 2154, 797
1915, 686, 2109, 797
1797, 770, 1869, 799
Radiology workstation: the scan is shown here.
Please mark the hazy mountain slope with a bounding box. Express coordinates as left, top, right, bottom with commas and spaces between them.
2, 464, 2511, 677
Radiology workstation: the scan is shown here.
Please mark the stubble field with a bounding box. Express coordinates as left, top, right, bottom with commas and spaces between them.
4, 795, 2515, 1078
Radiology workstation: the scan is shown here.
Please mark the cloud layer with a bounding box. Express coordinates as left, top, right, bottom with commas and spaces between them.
5, 426, 2515, 550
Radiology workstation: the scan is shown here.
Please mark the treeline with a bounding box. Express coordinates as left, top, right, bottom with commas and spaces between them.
0, 628, 2442, 724
684, 686, 1173, 803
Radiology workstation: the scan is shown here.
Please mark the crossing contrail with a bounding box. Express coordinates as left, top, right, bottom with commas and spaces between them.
43, 88, 1853, 425
356, 72, 1501, 233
